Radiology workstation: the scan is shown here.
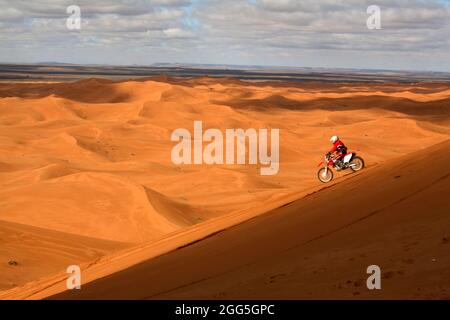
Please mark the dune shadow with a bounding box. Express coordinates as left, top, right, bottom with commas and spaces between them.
0, 78, 131, 104
213, 94, 450, 117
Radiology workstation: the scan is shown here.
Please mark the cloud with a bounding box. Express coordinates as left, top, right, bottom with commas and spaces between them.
0, 0, 448, 71
163, 28, 194, 38
189, 0, 449, 69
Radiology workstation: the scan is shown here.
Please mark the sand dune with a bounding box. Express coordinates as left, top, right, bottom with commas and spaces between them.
2, 139, 448, 299
0, 219, 129, 291
0, 78, 449, 296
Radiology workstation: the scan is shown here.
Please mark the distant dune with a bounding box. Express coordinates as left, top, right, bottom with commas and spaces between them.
0, 77, 449, 297
2, 63, 450, 83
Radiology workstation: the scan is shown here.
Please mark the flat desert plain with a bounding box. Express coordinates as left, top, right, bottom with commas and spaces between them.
0, 77, 449, 299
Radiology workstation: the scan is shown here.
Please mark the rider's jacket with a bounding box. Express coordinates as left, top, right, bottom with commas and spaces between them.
329, 140, 347, 155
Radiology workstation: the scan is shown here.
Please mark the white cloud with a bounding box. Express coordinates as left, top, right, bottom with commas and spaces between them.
0, 0, 448, 71
163, 28, 194, 38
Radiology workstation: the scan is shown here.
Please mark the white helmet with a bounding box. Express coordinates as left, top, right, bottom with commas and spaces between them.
330, 135, 339, 143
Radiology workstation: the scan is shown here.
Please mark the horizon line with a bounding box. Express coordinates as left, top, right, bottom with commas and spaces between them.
1, 61, 450, 75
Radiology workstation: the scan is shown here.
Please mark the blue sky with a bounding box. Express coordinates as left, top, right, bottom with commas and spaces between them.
0, 0, 449, 71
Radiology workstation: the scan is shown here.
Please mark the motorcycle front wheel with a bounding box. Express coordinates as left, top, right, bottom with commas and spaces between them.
349, 156, 365, 172
317, 167, 333, 183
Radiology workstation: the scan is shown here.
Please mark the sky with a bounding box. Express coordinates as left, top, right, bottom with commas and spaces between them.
0, 0, 449, 71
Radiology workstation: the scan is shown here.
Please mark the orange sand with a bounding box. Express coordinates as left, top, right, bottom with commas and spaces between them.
0, 78, 449, 298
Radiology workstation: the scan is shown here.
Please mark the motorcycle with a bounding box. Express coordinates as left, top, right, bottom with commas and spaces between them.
317, 151, 365, 183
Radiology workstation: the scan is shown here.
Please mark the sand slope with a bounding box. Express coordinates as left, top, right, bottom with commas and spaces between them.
1, 140, 449, 299
0, 78, 449, 295
0, 219, 129, 291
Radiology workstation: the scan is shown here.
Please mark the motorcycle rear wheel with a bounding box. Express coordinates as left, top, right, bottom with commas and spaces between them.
317, 167, 333, 183
350, 156, 365, 172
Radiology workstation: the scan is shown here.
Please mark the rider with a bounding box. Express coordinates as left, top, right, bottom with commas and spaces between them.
329, 135, 347, 168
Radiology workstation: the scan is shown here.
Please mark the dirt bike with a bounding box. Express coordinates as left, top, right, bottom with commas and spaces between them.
317, 151, 365, 183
